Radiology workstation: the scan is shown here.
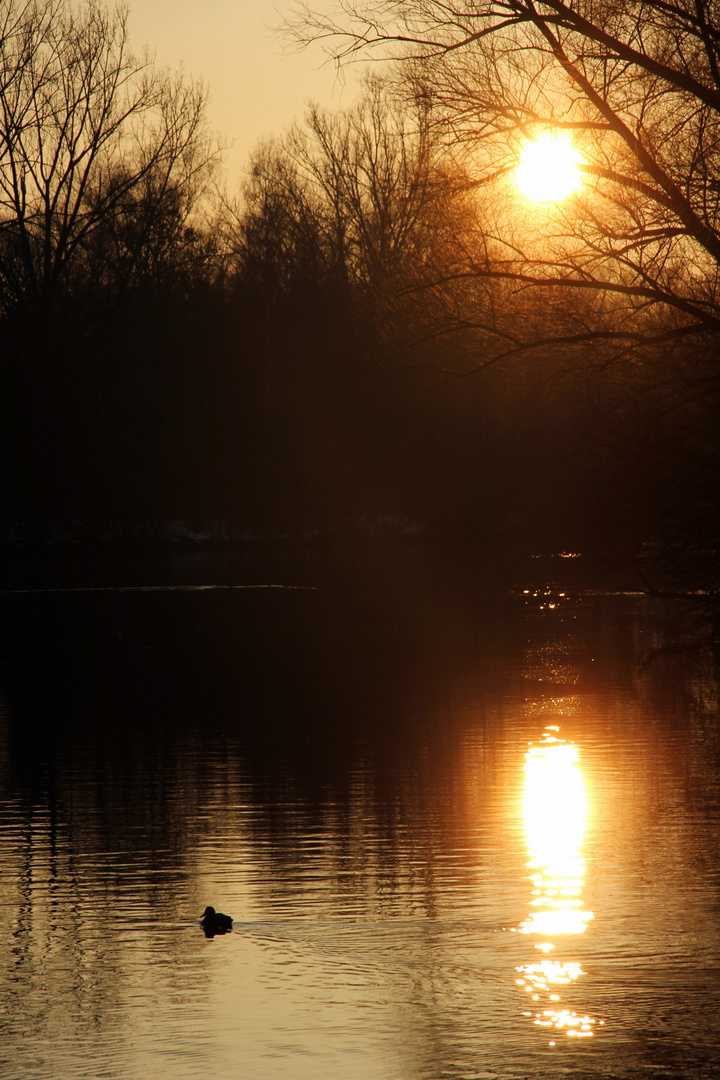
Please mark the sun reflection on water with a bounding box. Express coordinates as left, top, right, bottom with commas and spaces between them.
515, 726, 601, 1041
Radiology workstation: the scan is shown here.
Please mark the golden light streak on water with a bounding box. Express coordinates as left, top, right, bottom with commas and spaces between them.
515, 725, 600, 1041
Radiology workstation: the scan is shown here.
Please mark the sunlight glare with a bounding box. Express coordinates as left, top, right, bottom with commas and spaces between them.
520, 733, 593, 936
515, 135, 584, 202
515, 726, 600, 1040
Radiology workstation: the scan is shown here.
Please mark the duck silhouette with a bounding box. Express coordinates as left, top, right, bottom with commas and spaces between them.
200, 905, 233, 938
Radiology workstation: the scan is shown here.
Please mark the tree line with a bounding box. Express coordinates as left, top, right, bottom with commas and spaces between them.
1, 0, 718, 578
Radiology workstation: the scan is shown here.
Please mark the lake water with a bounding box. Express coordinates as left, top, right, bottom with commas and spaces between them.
1, 546, 719, 1080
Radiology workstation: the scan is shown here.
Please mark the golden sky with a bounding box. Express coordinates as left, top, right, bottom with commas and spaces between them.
128, 0, 355, 186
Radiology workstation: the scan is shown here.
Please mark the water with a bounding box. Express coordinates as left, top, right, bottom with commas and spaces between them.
0, 547, 719, 1079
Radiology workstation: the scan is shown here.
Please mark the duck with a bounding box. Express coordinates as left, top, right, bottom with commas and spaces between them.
200, 905, 233, 937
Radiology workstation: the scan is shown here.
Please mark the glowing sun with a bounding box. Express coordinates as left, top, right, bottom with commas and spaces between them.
515, 134, 584, 201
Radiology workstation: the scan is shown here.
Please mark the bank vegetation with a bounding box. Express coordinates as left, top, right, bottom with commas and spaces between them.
1, 0, 718, 589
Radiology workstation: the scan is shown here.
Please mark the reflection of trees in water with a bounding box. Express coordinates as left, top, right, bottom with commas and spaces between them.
633, 603, 720, 822
0, 736, 221, 1062
0, 567, 719, 1076
1, 797, 123, 1034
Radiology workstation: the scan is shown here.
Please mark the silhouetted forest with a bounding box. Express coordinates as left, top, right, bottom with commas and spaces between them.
2, 0, 720, 587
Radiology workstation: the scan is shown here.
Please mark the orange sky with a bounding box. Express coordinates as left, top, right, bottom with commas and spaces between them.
128, 0, 358, 188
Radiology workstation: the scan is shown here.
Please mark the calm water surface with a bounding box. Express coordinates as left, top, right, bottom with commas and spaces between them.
0, 547, 719, 1079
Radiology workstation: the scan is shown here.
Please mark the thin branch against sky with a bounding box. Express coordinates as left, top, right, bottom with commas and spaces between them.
126, 0, 362, 184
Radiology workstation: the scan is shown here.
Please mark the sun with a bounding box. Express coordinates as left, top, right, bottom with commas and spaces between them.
515, 134, 584, 202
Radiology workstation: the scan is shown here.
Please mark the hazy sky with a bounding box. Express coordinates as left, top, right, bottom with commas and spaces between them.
127, 1, 359, 187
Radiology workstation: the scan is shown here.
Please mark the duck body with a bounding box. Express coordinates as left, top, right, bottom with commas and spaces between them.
200, 905, 233, 937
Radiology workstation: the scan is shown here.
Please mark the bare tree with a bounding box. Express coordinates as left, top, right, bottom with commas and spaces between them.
234, 77, 443, 289
234, 74, 484, 371
288, 77, 438, 288
0, 0, 220, 319
286, 1, 720, 363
